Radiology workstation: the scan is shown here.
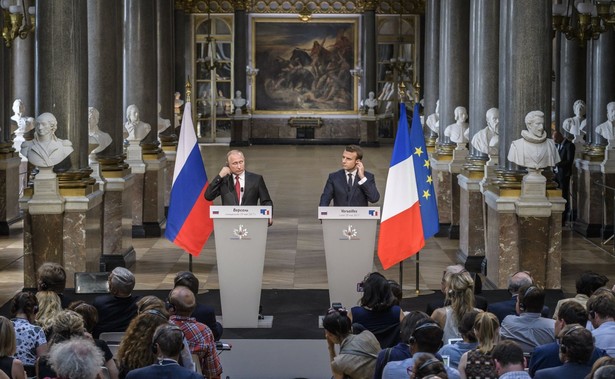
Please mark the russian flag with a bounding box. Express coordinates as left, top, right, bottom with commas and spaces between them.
377, 103, 439, 269
165, 101, 213, 256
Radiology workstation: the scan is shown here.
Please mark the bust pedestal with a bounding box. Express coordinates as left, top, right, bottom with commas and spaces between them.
447, 145, 469, 240
28, 167, 65, 214
515, 170, 551, 217
574, 159, 604, 238
431, 152, 453, 236
125, 141, 146, 237
358, 113, 382, 147
457, 170, 486, 268
230, 114, 250, 146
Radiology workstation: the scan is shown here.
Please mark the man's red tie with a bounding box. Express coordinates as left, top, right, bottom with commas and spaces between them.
235, 175, 241, 203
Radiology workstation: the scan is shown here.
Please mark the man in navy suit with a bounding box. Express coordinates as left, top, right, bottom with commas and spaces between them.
126, 324, 202, 379
205, 149, 273, 223
319, 145, 380, 206
553, 130, 575, 224
533, 325, 594, 379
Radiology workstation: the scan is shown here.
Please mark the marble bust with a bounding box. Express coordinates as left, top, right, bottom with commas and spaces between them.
123, 104, 151, 142
561, 100, 586, 142
21, 113, 74, 168
426, 99, 440, 135
232, 90, 246, 115
364, 91, 378, 114
595, 102, 615, 144
157, 103, 171, 134
11, 99, 34, 134
174, 92, 184, 113
507, 110, 560, 170
472, 107, 499, 155
444, 106, 469, 144
88, 107, 112, 155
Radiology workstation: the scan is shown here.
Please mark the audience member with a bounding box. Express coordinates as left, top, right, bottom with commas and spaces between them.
68, 301, 120, 379
500, 285, 555, 353
529, 301, 606, 376
174, 271, 223, 341
37, 262, 72, 308
426, 265, 487, 315
126, 324, 201, 379
350, 272, 404, 348
47, 337, 104, 379
592, 365, 615, 379
487, 271, 549, 323
534, 324, 594, 379
36, 310, 89, 378
169, 286, 222, 378
491, 340, 530, 379
10, 292, 47, 377
35, 290, 62, 336
323, 307, 380, 379
0, 316, 26, 379
382, 318, 460, 379
116, 305, 171, 379
410, 353, 449, 379
587, 356, 615, 379
587, 291, 615, 356
458, 312, 499, 379
431, 271, 476, 344
134, 296, 195, 372
437, 310, 480, 369
92, 267, 140, 338
374, 311, 430, 379
553, 272, 609, 320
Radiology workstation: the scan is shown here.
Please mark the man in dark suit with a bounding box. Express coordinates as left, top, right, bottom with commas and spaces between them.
205, 150, 273, 222
319, 145, 380, 206
487, 270, 550, 323
533, 324, 594, 379
553, 130, 575, 224
126, 324, 202, 379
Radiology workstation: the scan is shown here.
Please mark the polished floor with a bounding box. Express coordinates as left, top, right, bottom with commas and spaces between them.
1, 145, 614, 307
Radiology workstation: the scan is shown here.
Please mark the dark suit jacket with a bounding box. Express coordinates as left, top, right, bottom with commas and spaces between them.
533, 362, 592, 379
319, 169, 380, 206
555, 139, 575, 182
529, 342, 606, 377
204, 171, 273, 207
192, 302, 223, 341
487, 296, 550, 324
126, 362, 203, 379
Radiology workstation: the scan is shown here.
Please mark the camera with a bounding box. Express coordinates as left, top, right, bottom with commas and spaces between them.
331, 302, 343, 311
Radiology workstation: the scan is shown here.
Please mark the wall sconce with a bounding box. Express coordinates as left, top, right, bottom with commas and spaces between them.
246, 64, 259, 82
553, 1, 604, 47
1, 0, 35, 48
349, 61, 364, 79
298, 7, 312, 22
596, 0, 615, 30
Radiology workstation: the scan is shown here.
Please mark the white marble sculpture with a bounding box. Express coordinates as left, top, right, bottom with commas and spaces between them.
123, 104, 151, 142
20, 113, 74, 168
426, 99, 440, 135
507, 110, 560, 170
364, 91, 378, 116
472, 107, 499, 156
88, 107, 112, 155
157, 103, 171, 134
174, 92, 184, 127
232, 90, 246, 115
595, 102, 615, 146
444, 106, 469, 144
11, 99, 35, 160
561, 100, 586, 143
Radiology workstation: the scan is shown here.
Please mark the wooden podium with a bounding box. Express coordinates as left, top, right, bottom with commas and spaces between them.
210, 206, 272, 328
318, 206, 380, 309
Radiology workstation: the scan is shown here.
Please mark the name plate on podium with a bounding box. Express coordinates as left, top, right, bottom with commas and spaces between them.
318, 206, 380, 220
210, 206, 272, 219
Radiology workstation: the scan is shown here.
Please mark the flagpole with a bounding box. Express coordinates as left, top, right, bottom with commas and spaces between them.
399, 261, 403, 293
415, 251, 420, 294
186, 77, 193, 274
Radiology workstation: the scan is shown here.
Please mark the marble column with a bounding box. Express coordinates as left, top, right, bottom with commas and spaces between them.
423, 0, 440, 125
458, 0, 499, 270
88, 0, 135, 270
24, 0, 103, 288
360, 6, 378, 146
157, 0, 177, 213
575, 31, 615, 238
434, 0, 470, 239
485, 0, 562, 289
230, 5, 249, 146
124, 0, 166, 237
10, 30, 35, 117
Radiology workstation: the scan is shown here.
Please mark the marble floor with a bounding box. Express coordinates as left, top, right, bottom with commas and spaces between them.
1, 145, 614, 307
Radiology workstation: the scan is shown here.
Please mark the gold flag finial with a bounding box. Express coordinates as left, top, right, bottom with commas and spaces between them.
185, 77, 192, 103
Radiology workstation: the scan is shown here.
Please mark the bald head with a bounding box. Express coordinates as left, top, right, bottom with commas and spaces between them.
508, 271, 533, 295
169, 286, 196, 316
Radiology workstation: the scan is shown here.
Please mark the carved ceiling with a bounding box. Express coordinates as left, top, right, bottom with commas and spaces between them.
175, 0, 425, 14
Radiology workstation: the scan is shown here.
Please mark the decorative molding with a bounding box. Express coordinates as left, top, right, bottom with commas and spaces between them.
179, 0, 424, 14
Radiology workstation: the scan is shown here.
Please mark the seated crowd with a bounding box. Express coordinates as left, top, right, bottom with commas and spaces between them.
2, 262, 615, 379
2, 264, 223, 379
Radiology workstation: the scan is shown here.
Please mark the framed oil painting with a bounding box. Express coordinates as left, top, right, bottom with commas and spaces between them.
252, 18, 358, 114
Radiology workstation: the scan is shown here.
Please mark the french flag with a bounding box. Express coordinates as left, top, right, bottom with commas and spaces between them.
165, 101, 213, 256
378, 103, 439, 269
